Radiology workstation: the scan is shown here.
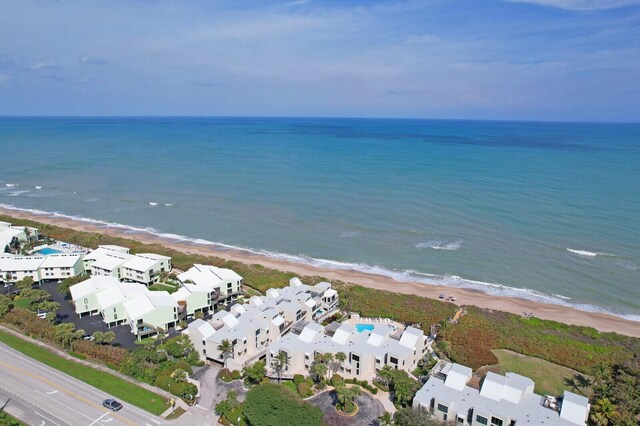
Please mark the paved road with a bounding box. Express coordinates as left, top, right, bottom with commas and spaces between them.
0, 342, 165, 426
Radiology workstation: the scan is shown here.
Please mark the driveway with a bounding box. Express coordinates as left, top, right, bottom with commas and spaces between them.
309, 389, 385, 426
191, 364, 247, 410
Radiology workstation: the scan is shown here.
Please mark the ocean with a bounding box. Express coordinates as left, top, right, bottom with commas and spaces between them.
1, 117, 638, 320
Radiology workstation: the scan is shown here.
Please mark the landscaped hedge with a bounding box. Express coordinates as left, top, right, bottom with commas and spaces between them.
293, 374, 305, 385
72, 339, 127, 366
297, 382, 312, 398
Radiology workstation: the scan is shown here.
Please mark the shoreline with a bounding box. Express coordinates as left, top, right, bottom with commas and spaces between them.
2, 207, 639, 338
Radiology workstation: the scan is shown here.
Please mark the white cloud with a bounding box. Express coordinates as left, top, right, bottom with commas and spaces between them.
28, 61, 55, 70
80, 56, 106, 65
507, 0, 640, 10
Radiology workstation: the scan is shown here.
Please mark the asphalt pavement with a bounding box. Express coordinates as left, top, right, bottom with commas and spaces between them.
0, 341, 165, 426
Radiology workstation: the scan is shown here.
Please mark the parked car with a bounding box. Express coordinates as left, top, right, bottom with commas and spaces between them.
102, 399, 123, 411
36, 310, 49, 319
83, 334, 94, 341
10, 289, 20, 296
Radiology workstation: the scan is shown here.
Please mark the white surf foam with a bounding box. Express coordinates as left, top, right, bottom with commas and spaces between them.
148, 202, 158, 206
35, 186, 42, 190
6, 190, 30, 197
416, 239, 463, 251
5, 183, 17, 187
0, 202, 638, 322
338, 231, 360, 238
567, 248, 614, 257
164, 203, 173, 207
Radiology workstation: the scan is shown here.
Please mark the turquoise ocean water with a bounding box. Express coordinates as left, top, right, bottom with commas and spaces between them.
0, 117, 638, 319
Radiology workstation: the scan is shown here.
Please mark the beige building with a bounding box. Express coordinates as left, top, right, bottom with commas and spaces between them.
413, 362, 590, 426
267, 321, 429, 381
186, 278, 339, 371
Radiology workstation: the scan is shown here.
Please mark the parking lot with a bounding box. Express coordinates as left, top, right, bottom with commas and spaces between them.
39, 280, 140, 350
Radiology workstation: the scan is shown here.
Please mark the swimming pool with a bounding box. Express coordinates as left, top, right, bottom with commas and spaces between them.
355, 324, 375, 333
37, 248, 62, 255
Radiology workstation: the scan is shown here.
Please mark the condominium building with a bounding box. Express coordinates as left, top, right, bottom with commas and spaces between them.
83, 245, 172, 286
0, 253, 84, 284
413, 362, 590, 426
178, 264, 243, 303
267, 321, 429, 381
186, 278, 339, 371
0, 221, 39, 253
69, 276, 182, 337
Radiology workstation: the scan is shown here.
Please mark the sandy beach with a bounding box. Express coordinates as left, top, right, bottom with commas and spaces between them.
2, 207, 639, 338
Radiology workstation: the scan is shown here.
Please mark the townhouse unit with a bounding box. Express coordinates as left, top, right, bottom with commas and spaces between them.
69, 275, 183, 337
178, 264, 243, 304
83, 245, 172, 286
187, 278, 339, 371
0, 221, 39, 253
413, 362, 590, 426
267, 321, 429, 381
0, 253, 84, 284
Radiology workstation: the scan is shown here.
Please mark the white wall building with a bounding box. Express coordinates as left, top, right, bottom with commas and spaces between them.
178, 264, 243, 301
186, 278, 339, 371
0, 221, 39, 252
0, 253, 84, 284
83, 245, 172, 286
38, 254, 84, 281
413, 362, 590, 426
267, 321, 429, 381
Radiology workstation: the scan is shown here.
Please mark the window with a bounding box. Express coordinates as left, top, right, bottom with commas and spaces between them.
491, 417, 503, 426
255, 329, 260, 336
437, 404, 448, 414
390, 356, 398, 364
476, 415, 488, 425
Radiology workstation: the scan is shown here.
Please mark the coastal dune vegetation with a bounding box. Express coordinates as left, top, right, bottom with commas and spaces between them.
2, 213, 639, 376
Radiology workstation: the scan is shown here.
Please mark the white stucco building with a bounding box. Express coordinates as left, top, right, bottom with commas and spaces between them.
267, 321, 429, 381
186, 278, 339, 371
413, 362, 590, 426
0, 221, 38, 253
0, 253, 84, 284
83, 245, 172, 286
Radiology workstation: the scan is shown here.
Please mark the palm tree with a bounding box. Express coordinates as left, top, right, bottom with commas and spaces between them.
218, 339, 233, 369
333, 351, 347, 376
378, 411, 393, 426
273, 350, 291, 383
590, 398, 617, 426
335, 384, 360, 412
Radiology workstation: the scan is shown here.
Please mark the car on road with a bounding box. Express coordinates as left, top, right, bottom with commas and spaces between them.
102, 399, 123, 411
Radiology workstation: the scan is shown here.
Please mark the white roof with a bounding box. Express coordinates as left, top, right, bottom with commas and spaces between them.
137, 253, 171, 261
289, 277, 303, 287
197, 321, 216, 339
299, 323, 322, 343
560, 391, 590, 425
221, 313, 240, 328
398, 326, 423, 349
92, 254, 128, 271
231, 304, 247, 315
324, 288, 337, 298
121, 255, 158, 272
0, 255, 45, 272
98, 245, 130, 253
444, 363, 472, 391
69, 276, 121, 300
480, 372, 508, 401
304, 298, 316, 308
271, 315, 285, 327
40, 254, 82, 268
249, 296, 263, 306
172, 287, 192, 301
266, 289, 280, 299
367, 332, 385, 347
332, 326, 351, 345
148, 291, 177, 307
123, 295, 155, 319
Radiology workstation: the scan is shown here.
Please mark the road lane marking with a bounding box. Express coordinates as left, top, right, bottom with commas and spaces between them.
35, 411, 64, 426
34, 389, 94, 421
1, 344, 161, 424
1, 385, 71, 426
46, 390, 59, 395
87, 411, 110, 426
0, 362, 136, 426
150, 419, 162, 424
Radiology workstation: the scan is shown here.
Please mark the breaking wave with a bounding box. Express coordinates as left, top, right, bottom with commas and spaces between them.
567, 248, 614, 257
416, 239, 463, 251
0, 202, 638, 322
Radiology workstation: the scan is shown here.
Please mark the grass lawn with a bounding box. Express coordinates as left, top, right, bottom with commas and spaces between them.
0, 331, 168, 415
12, 298, 32, 310
0, 411, 27, 426
148, 282, 179, 294
165, 407, 185, 420
486, 349, 591, 397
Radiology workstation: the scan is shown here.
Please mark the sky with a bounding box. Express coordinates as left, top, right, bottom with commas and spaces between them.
1, 0, 639, 121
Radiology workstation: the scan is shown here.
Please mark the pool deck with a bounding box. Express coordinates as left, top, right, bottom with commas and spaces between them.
346, 313, 405, 332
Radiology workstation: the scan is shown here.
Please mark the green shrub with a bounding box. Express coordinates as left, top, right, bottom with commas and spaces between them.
304, 377, 314, 388
231, 370, 241, 380
297, 382, 312, 398
293, 374, 305, 385
218, 368, 232, 382
330, 374, 344, 387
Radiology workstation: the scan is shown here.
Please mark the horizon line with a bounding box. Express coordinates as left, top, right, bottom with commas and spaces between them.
0, 114, 639, 125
